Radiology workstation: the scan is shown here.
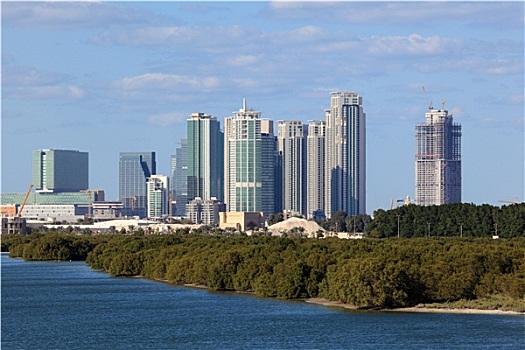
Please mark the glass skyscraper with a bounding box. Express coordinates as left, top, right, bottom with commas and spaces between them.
172, 140, 188, 216
32, 149, 89, 193
186, 113, 224, 202
224, 99, 276, 216
325, 92, 366, 217
415, 107, 462, 205
119, 152, 156, 218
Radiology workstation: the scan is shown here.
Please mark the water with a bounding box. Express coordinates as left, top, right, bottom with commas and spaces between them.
2, 254, 523, 349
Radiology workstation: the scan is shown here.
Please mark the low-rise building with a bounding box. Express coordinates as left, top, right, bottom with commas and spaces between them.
186, 197, 225, 225
1, 205, 17, 217
218, 212, 265, 232
2, 217, 27, 234
92, 201, 123, 220
21, 204, 87, 222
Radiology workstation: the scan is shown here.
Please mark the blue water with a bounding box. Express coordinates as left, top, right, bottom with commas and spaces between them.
2, 254, 523, 349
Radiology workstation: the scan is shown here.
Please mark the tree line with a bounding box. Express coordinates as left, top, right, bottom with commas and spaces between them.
367, 203, 525, 238
268, 203, 524, 239
3, 233, 524, 311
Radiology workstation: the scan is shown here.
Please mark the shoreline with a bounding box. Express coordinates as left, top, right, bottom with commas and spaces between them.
303, 297, 525, 316
126, 277, 525, 316
4, 254, 522, 316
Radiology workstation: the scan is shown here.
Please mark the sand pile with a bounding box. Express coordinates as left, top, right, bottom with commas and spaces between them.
268, 217, 325, 237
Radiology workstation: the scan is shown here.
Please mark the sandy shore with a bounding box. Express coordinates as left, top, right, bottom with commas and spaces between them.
304, 297, 524, 315
385, 306, 524, 315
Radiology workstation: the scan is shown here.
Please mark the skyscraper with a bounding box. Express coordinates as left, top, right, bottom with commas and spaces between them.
325, 92, 366, 217
147, 175, 169, 219
172, 139, 188, 216
32, 149, 89, 193
415, 106, 462, 205
119, 152, 156, 218
277, 120, 307, 216
306, 120, 326, 219
187, 113, 224, 202
224, 99, 276, 216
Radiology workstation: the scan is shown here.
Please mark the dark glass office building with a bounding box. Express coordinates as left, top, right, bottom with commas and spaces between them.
119, 152, 156, 218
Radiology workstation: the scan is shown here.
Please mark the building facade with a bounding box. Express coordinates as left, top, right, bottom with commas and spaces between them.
92, 201, 123, 220
172, 140, 188, 216
224, 99, 276, 216
187, 113, 224, 202
119, 152, 156, 218
415, 108, 462, 205
185, 197, 225, 225
277, 120, 307, 217
147, 175, 169, 219
218, 211, 265, 232
32, 149, 89, 193
306, 120, 326, 220
20, 204, 86, 222
325, 92, 366, 217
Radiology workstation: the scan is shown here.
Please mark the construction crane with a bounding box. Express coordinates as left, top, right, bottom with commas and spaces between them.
81, 190, 93, 219
17, 184, 34, 217
169, 192, 173, 222
422, 86, 433, 110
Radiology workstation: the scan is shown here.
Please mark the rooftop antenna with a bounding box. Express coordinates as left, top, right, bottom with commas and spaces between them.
243, 98, 247, 111
422, 86, 433, 110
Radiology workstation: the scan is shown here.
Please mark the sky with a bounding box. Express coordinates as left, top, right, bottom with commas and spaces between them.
1, 1, 524, 214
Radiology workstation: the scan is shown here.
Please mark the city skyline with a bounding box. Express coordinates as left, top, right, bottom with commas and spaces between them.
2, 2, 523, 213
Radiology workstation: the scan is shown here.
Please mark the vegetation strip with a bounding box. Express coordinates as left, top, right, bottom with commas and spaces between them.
3, 233, 524, 312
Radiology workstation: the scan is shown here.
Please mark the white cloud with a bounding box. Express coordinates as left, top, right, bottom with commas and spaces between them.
266, 2, 524, 29
484, 62, 523, 75
368, 34, 462, 56
227, 55, 259, 66
68, 86, 85, 98
91, 25, 251, 50
2, 65, 71, 87
508, 94, 525, 104
7, 86, 85, 100
2, 2, 158, 29
114, 73, 220, 91
148, 112, 187, 126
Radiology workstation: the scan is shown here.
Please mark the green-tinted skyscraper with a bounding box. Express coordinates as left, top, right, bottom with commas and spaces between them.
32, 149, 89, 193
224, 99, 276, 216
187, 113, 224, 202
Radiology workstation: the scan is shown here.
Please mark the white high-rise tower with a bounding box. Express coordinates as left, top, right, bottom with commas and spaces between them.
325, 92, 366, 217
306, 120, 326, 219
277, 120, 307, 217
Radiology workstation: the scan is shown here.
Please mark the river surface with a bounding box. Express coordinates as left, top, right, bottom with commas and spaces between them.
1, 254, 523, 349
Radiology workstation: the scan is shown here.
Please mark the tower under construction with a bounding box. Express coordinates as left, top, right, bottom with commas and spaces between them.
415, 106, 462, 205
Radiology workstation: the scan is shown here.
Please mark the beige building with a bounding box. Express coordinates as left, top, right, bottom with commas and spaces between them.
1, 205, 18, 217
219, 212, 265, 232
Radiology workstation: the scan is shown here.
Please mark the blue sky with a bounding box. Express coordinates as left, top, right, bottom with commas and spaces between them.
2, 1, 524, 213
